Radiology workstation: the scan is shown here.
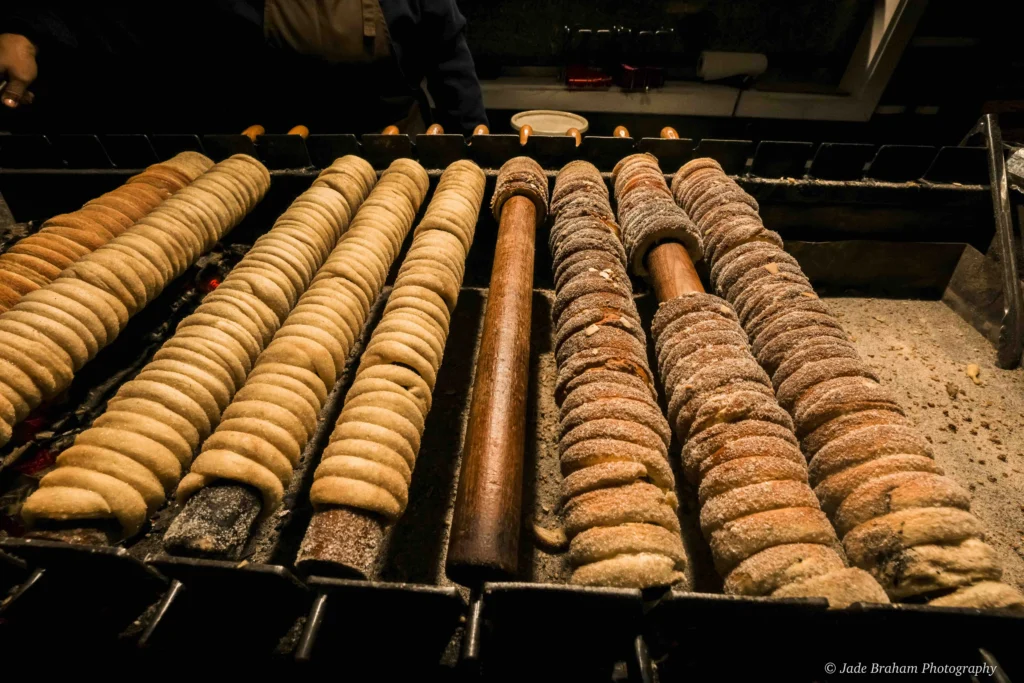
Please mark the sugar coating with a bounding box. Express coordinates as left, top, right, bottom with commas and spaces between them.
550, 160, 687, 589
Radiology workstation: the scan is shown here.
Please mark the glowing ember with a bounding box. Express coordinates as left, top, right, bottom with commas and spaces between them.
14, 448, 56, 476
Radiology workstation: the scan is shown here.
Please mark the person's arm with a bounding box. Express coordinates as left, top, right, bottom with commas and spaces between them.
420, 0, 487, 135
0, 2, 239, 110
0, 3, 127, 109
0, 32, 37, 107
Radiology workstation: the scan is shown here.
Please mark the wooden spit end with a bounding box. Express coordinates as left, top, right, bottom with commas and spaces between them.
519, 124, 533, 146
241, 124, 265, 142
296, 507, 388, 579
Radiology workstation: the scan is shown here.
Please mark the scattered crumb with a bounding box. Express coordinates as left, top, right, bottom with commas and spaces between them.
533, 523, 568, 552
967, 363, 982, 385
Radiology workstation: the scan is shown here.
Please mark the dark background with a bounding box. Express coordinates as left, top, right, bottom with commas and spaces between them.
1, 0, 1023, 144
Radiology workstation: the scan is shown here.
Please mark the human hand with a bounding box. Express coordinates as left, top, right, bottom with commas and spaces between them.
0, 33, 38, 108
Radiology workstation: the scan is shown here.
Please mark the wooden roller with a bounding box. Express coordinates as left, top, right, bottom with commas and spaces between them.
566, 127, 582, 147
641, 131, 705, 300
288, 125, 310, 138
647, 242, 704, 301
473, 124, 490, 137
446, 157, 548, 585
646, 128, 704, 300
613, 125, 630, 138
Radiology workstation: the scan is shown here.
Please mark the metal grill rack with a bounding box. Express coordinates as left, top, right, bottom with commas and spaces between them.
0, 127, 1021, 680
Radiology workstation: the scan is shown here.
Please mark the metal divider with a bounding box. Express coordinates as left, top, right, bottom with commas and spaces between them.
580, 135, 636, 170
361, 132, 415, 167
304, 134, 361, 168
295, 578, 465, 668
0, 537, 169, 648
809, 142, 876, 180
201, 133, 258, 161
637, 137, 695, 172
0, 133, 63, 169
866, 144, 938, 182
750, 140, 815, 178
925, 146, 989, 185
415, 133, 468, 169
101, 133, 159, 168
52, 134, 115, 169
150, 133, 205, 161
692, 139, 753, 175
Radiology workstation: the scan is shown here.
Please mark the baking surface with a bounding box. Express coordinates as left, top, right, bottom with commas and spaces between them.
367, 291, 1024, 594
827, 297, 1024, 593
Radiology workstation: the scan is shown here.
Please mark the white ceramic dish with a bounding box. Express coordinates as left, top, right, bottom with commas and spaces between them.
510, 110, 589, 135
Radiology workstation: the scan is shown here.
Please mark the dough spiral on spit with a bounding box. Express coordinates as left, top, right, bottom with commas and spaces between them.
648, 293, 888, 606
491, 156, 548, 221
611, 154, 703, 278
0, 152, 213, 314
19, 154, 352, 537
309, 159, 485, 522
670, 159, 1024, 610
549, 160, 688, 589
612, 155, 886, 607
0, 154, 268, 449
178, 158, 433, 514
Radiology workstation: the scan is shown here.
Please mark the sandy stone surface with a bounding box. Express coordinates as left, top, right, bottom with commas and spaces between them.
827, 297, 1024, 592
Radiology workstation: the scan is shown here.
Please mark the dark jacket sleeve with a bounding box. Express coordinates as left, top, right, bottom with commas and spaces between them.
420, 0, 487, 135
383, 0, 487, 135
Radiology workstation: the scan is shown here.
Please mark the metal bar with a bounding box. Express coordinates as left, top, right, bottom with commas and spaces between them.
0, 567, 45, 616
137, 579, 185, 648
295, 591, 329, 662
979, 649, 1011, 683
967, 114, 1023, 368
